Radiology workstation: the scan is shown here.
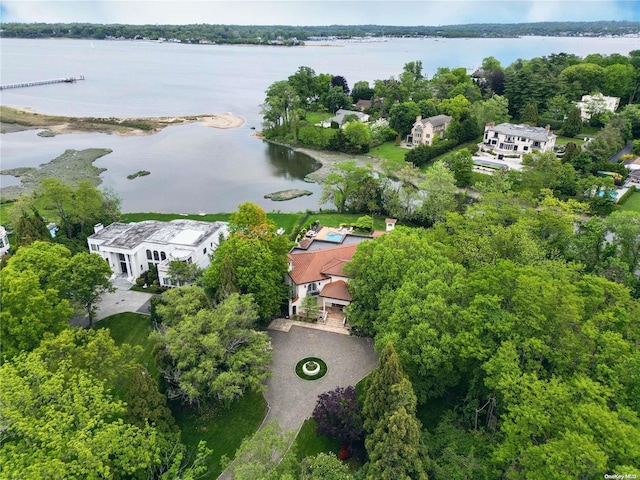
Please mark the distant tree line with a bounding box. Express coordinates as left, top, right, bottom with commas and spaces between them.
2, 21, 640, 43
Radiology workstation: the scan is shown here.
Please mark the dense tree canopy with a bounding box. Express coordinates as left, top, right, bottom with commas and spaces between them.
153, 292, 273, 405
0, 329, 174, 478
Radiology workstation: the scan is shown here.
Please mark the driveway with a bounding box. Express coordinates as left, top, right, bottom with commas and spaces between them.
263, 325, 379, 433
70, 278, 155, 328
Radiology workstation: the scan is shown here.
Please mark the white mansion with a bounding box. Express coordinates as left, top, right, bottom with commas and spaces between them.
482, 122, 557, 159
87, 219, 228, 286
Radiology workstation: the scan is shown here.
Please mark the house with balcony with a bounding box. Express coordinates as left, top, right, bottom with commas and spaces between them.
87, 219, 228, 286
482, 122, 557, 159
286, 243, 358, 323
408, 115, 452, 146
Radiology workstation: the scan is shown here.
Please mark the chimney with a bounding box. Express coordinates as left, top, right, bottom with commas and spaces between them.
385, 218, 397, 232
93, 223, 104, 234
416, 115, 422, 123
486, 121, 495, 130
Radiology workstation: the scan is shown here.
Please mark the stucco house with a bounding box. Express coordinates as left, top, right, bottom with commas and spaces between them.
482, 122, 557, 159
87, 219, 228, 286
320, 109, 370, 128
575, 93, 620, 121
286, 243, 358, 321
408, 115, 452, 146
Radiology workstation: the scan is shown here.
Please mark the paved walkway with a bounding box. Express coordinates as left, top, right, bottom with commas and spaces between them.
70, 276, 154, 327
263, 325, 378, 433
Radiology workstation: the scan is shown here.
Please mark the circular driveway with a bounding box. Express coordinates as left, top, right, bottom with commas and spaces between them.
263, 326, 379, 433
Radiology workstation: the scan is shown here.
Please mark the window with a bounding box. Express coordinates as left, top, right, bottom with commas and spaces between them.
90, 244, 98, 251
153, 251, 159, 261
187, 257, 192, 263
533, 141, 540, 147
163, 278, 170, 286
524, 146, 529, 151
148, 263, 154, 270
146, 250, 152, 260
203, 248, 207, 254
160, 252, 166, 261
118, 253, 125, 261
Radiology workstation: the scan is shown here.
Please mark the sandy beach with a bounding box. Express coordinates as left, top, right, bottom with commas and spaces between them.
0, 106, 244, 136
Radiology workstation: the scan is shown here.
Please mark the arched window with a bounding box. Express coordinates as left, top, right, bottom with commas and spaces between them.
146, 249, 152, 260
153, 251, 159, 261
160, 252, 166, 261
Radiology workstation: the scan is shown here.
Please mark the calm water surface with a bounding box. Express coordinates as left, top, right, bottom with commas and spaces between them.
1, 36, 637, 212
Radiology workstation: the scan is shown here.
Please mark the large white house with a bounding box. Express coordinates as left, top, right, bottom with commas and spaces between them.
0, 226, 10, 257
87, 219, 228, 286
408, 115, 452, 146
575, 93, 620, 121
482, 122, 557, 158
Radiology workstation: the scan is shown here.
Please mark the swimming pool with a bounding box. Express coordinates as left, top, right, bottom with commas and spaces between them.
325, 232, 344, 242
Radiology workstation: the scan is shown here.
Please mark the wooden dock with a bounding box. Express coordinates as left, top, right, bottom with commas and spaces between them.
0, 76, 85, 91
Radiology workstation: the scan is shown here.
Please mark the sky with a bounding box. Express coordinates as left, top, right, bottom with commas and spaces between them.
1, 0, 639, 26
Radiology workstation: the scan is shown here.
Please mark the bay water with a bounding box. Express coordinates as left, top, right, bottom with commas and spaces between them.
1, 36, 637, 212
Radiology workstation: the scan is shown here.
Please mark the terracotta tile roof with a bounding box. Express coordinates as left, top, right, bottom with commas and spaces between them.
288, 243, 358, 285
319, 280, 351, 301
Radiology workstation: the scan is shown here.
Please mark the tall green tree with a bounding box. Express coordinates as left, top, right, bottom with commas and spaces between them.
0, 329, 168, 478
61, 252, 114, 326
320, 161, 377, 213
153, 292, 272, 405
0, 268, 72, 360
562, 105, 583, 137
363, 347, 429, 480
8, 195, 51, 247
446, 149, 474, 187
521, 102, 538, 125
388, 101, 420, 138
204, 236, 288, 320
419, 161, 457, 225
362, 343, 406, 433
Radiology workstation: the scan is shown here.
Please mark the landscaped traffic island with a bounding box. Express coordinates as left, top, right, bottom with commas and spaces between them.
295, 357, 328, 380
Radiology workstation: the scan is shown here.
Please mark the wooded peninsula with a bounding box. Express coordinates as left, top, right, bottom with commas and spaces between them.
2, 21, 639, 45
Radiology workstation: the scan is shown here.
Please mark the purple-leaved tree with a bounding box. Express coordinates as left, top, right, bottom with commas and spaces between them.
312, 386, 364, 447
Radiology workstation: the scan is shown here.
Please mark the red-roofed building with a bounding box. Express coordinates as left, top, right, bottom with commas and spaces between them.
286, 243, 358, 318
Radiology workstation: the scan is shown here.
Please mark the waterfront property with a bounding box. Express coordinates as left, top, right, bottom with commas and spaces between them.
286, 221, 396, 323
87, 219, 228, 286
319, 109, 370, 128
408, 114, 452, 146
481, 122, 557, 159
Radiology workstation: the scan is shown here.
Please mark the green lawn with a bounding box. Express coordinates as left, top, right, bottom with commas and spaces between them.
304, 111, 333, 125
98, 312, 267, 479
618, 190, 640, 213
555, 136, 585, 146
288, 418, 341, 462
120, 211, 306, 235
172, 391, 267, 478
311, 212, 387, 231
96, 312, 159, 378
369, 141, 408, 163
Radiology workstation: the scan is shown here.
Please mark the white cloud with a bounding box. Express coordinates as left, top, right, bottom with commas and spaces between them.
0, 0, 636, 25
